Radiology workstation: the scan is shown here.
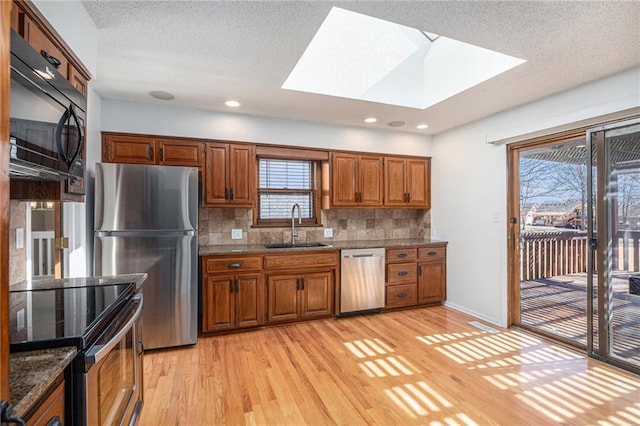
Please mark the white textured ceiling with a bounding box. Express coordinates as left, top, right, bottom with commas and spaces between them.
82, 1, 640, 135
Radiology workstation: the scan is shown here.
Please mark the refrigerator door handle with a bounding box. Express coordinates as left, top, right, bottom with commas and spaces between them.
97, 230, 195, 237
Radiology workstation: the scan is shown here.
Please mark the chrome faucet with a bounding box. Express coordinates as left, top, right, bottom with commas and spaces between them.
291, 203, 301, 245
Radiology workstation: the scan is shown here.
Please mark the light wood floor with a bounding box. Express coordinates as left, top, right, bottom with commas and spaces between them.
140, 306, 640, 425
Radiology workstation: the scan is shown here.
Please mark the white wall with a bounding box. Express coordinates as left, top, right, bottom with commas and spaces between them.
432, 67, 640, 327
101, 100, 433, 156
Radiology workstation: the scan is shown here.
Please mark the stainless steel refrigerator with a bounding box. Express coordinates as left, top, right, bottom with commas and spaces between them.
94, 162, 198, 350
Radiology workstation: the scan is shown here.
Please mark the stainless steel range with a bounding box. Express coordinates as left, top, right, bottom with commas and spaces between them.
9, 275, 146, 426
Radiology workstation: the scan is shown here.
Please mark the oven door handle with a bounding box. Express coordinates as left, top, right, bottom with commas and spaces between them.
85, 294, 143, 365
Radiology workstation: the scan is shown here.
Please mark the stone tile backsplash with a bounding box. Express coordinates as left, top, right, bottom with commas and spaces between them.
198, 208, 430, 246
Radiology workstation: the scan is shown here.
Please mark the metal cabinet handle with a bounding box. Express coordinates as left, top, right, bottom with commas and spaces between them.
397, 253, 408, 258
397, 271, 409, 276
0, 400, 26, 426
227, 262, 242, 268
427, 251, 437, 256
234, 279, 239, 293
40, 50, 61, 69
146, 146, 152, 160
300, 278, 304, 290
46, 416, 61, 426
230, 187, 234, 200
397, 292, 407, 298
160, 147, 164, 161
224, 187, 229, 200
418, 265, 423, 276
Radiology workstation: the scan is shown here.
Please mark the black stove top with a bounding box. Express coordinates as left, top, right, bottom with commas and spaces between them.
9, 282, 137, 352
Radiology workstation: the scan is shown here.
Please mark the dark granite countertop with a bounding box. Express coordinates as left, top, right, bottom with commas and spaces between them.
9, 273, 148, 292
199, 238, 447, 255
9, 347, 77, 418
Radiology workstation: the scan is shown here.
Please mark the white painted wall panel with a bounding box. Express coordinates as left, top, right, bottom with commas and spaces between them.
101, 100, 433, 156
432, 68, 640, 327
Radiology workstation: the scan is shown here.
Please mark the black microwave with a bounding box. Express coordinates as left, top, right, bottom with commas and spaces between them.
9, 29, 86, 182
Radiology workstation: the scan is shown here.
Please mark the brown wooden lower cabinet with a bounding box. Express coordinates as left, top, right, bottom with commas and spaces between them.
418, 260, 446, 305
201, 254, 264, 334
200, 246, 443, 334
266, 271, 334, 324
25, 376, 64, 426
203, 273, 264, 333
385, 244, 447, 309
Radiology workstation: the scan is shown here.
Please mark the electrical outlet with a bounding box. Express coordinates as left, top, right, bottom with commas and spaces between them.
16, 228, 24, 249
231, 229, 243, 240
323, 228, 333, 238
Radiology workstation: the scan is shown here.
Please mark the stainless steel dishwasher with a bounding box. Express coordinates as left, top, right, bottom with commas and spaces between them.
340, 248, 385, 315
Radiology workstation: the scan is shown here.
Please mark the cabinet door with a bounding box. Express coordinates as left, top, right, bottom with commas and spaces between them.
103, 135, 155, 164
331, 153, 358, 207
358, 155, 383, 206
204, 143, 229, 205
384, 157, 407, 206
406, 158, 430, 208
300, 271, 334, 319
11, 2, 20, 33
235, 274, 264, 329
228, 144, 255, 206
158, 139, 204, 167
203, 275, 235, 332
68, 65, 88, 97
418, 261, 445, 304
23, 16, 69, 79
267, 275, 299, 323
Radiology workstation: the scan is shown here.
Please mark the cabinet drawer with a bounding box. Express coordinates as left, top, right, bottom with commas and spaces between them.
386, 248, 417, 263
387, 263, 417, 285
386, 284, 417, 308
418, 246, 446, 260
206, 256, 262, 273
264, 251, 338, 270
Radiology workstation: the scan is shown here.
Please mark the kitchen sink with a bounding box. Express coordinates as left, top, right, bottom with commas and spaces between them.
264, 242, 329, 249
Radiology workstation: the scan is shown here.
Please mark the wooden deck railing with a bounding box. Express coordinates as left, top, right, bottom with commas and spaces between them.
613, 230, 640, 272
521, 229, 640, 281
521, 231, 588, 281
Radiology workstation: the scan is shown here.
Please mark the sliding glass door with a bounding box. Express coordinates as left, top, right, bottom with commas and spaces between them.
589, 119, 640, 371
509, 117, 640, 374
513, 135, 590, 347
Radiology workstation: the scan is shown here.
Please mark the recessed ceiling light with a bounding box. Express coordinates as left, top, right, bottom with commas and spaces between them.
387, 121, 406, 128
149, 91, 174, 101
416, 124, 429, 130
364, 117, 377, 123
225, 100, 241, 107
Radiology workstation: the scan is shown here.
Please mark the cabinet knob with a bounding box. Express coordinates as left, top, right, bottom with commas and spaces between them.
397, 271, 409, 276
227, 262, 242, 268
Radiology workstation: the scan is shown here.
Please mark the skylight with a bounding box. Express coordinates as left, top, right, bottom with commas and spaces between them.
282, 7, 526, 109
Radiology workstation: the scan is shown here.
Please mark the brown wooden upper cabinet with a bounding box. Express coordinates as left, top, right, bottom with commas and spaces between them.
331, 152, 383, 207
9, 0, 91, 202
384, 157, 431, 208
203, 142, 255, 207
102, 133, 204, 167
